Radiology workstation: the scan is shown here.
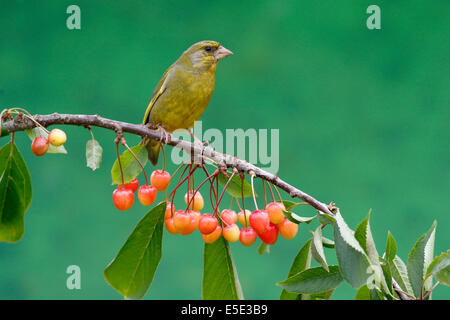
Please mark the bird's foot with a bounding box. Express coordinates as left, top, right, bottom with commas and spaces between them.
157, 125, 171, 145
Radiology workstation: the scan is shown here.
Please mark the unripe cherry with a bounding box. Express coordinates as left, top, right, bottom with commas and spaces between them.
266, 202, 286, 224
198, 214, 218, 235
221, 209, 237, 225
137, 185, 157, 206
165, 217, 178, 234
31, 137, 49, 156
112, 187, 134, 211
201, 225, 222, 244
222, 224, 240, 242
249, 210, 270, 234
150, 170, 171, 191
119, 177, 139, 193
173, 210, 191, 232
258, 222, 279, 245
48, 128, 67, 146
237, 209, 251, 226
184, 191, 204, 211
239, 227, 257, 246
278, 218, 299, 239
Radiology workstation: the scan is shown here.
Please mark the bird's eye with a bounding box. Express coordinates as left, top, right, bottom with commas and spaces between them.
205, 46, 212, 52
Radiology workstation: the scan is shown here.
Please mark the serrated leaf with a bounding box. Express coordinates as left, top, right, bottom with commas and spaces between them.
0, 143, 32, 242
321, 236, 335, 249
310, 226, 329, 272
282, 209, 315, 224
303, 289, 335, 300
86, 139, 103, 171
25, 127, 67, 154
427, 250, 450, 286
257, 242, 270, 255
390, 255, 414, 296
332, 210, 371, 288
385, 231, 397, 262
217, 172, 254, 198
317, 211, 336, 225
202, 235, 243, 300
277, 266, 343, 294
103, 202, 165, 299
111, 145, 148, 185
380, 258, 393, 295
355, 285, 371, 300
407, 221, 436, 297
280, 239, 312, 300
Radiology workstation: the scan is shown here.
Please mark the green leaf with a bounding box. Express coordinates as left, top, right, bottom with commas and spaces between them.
281, 200, 297, 210
427, 250, 450, 286
0, 142, 32, 242
321, 236, 335, 249
86, 139, 103, 171
25, 127, 67, 154
385, 231, 397, 262
257, 242, 270, 255
303, 289, 335, 300
390, 255, 414, 296
202, 236, 243, 300
407, 221, 436, 297
282, 209, 315, 224
317, 211, 336, 225
380, 257, 393, 295
332, 210, 371, 288
277, 266, 343, 294
104, 202, 165, 299
217, 172, 253, 198
310, 226, 329, 272
280, 239, 312, 300
111, 145, 148, 185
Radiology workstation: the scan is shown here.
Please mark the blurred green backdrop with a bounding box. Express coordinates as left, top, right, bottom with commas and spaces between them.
0, 0, 448, 299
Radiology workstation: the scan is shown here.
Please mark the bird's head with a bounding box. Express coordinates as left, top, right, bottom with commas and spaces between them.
180, 40, 233, 72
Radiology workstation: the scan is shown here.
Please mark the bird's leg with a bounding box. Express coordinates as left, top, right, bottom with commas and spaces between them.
156, 125, 171, 145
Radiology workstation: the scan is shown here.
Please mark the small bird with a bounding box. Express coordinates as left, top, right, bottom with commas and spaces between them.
142, 40, 233, 165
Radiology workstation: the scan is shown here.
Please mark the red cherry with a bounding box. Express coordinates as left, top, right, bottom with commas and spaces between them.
278, 218, 299, 239
201, 225, 222, 244
266, 202, 286, 224
119, 177, 139, 193
249, 210, 270, 234
223, 224, 240, 242
179, 211, 200, 235
221, 209, 237, 225
258, 222, 279, 244
137, 185, 157, 206
165, 217, 178, 234
198, 214, 218, 235
112, 187, 134, 211
31, 137, 49, 156
150, 170, 171, 191
173, 210, 191, 232
239, 227, 257, 246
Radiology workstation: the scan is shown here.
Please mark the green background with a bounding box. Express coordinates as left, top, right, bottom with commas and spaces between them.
0, 0, 448, 299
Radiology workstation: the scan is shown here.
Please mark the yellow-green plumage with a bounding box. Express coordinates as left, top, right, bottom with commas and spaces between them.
142, 40, 232, 165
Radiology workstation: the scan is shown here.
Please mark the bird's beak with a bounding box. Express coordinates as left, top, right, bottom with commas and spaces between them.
215, 45, 233, 61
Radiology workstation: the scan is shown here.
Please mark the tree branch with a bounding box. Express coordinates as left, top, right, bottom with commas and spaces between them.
3, 112, 334, 217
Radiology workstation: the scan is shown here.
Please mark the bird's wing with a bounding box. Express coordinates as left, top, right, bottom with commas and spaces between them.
142, 63, 176, 124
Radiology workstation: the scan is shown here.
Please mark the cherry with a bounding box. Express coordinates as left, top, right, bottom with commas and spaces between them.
119, 177, 139, 193
31, 137, 49, 156
48, 128, 67, 146
150, 170, 171, 191
266, 202, 286, 224
249, 210, 270, 234
164, 202, 174, 219
258, 222, 279, 245
137, 185, 157, 206
173, 210, 191, 232
237, 209, 251, 226
165, 217, 178, 234
278, 218, 299, 239
198, 214, 218, 234
184, 191, 204, 211
180, 211, 201, 236
239, 227, 257, 246
221, 209, 237, 225
112, 187, 134, 211
223, 224, 240, 242
201, 225, 222, 244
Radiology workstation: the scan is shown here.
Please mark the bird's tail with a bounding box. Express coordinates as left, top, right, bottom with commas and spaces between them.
141, 138, 160, 166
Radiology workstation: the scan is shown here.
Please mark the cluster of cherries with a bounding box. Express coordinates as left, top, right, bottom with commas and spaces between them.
31, 128, 67, 156
112, 170, 171, 210
164, 194, 298, 246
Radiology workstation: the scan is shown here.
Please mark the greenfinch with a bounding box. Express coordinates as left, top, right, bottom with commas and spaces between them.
141, 40, 233, 165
